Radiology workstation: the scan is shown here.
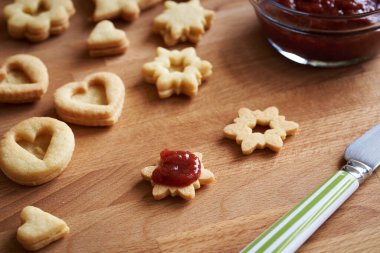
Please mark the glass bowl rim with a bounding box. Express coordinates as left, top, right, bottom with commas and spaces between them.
249, 0, 380, 20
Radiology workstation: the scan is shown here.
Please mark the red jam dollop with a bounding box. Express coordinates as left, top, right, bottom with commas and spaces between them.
151, 149, 201, 187
275, 0, 380, 15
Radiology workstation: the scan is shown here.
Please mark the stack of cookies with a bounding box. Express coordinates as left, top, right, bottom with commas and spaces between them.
54, 72, 125, 126
87, 20, 130, 57
3, 0, 76, 42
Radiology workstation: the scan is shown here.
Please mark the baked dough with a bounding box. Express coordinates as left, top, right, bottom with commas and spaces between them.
0, 54, 48, 103
54, 72, 125, 126
141, 152, 215, 200
3, 0, 75, 42
224, 107, 299, 154
0, 117, 75, 185
17, 206, 70, 251
142, 47, 212, 98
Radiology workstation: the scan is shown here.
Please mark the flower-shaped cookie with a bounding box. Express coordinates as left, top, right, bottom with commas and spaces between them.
142, 47, 212, 98
153, 0, 214, 46
141, 151, 215, 200
3, 0, 76, 42
54, 72, 125, 126
224, 107, 299, 155
17, 206, 69, 251
93, 0, 163, 22
0, 54, 49, 103
0, 117, 75, 186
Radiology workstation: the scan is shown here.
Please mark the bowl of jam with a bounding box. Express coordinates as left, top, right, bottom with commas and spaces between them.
250, 0, 380, 67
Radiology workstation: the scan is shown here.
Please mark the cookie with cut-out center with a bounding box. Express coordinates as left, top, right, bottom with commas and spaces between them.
17, 206, 69, 251
3, 0, 75, 42
153, 0, 214, 46
141, 150, 215, 200
0, 54, 48, 103
92, 0, 163, 22
0, 117, 75, 186
87, 20, 130, 57
224, 107, 299, 154
142, 47, 212, 98
54, 72, 125, 126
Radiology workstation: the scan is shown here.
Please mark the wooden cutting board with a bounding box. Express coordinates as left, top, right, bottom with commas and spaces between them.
1, 0, 380, 252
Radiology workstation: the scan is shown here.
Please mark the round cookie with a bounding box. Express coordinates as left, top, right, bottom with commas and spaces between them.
0, 117, 75, 186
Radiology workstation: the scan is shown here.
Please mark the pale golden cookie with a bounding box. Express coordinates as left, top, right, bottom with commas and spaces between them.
54, 72, 125, 126
224, 107, 299, 154
141, 152, 215, 200
0, 54, 49, 103
17, 206, 69, 251
3, 0, 75, 42
142, 47, 212, 98
87, 20, 130, 57
153, 0, 214, 46
0, 117, 75, 186
93, 0, 163, 22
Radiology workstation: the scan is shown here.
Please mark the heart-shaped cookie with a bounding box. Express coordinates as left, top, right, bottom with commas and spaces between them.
87, 20, 130, 57
54, 72, 125, 126
0, 54, 49, 103
17, 206, 69, 251
0, 117, 75, 186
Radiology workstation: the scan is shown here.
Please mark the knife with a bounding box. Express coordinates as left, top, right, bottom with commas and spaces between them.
241, 124, 380, 253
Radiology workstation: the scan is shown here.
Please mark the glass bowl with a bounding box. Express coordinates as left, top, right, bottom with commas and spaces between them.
249, 0, 380, 67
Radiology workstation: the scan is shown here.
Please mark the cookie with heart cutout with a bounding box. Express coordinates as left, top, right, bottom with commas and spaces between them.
0, 54, 49, 103
54, 72, 125, 126
87, 20, 130, 57
0, 117, 75, 186
141, 150, 215, 200
17, 206, 69, 251
3, 0, 75, 42
92, 0, 163, 22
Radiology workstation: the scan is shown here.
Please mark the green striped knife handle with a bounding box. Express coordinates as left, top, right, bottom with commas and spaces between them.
241, 170, 359, 253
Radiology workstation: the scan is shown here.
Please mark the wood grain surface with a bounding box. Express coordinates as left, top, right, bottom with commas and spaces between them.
1, 0, 380, 252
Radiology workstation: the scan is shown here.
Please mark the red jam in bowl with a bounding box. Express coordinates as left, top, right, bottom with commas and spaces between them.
276, 0, 379, 15
252, 0, 380, 66
151, 149, 201, 187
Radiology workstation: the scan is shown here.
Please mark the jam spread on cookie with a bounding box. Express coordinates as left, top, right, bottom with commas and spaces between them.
275, 0, 379, 16
152, 149, 201, 187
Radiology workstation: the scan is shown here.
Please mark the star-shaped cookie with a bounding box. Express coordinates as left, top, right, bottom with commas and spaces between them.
142, 47, 213, 98
141, 152, 215, 200
153, 0, 214, 46
224, 107, 299, 154
93, 0, 163, 22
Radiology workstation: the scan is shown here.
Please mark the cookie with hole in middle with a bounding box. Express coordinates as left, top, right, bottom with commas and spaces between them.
87, 20, 130, 57
0, 117, 75, 186
3, 0, 75, 42
54, 72, 125, 126
224, 107, 299, 154
0, 54, 49, 103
